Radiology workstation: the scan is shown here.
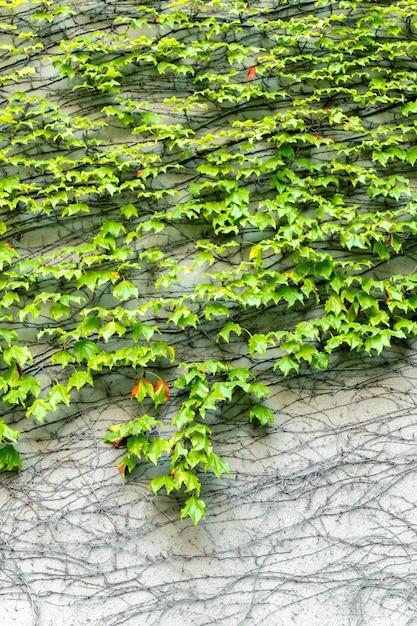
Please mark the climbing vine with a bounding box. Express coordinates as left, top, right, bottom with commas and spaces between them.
1, 0, 417, 522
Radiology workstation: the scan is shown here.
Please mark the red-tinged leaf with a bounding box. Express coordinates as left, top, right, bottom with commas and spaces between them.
136, 169, 144, 178
112, 438, 125, 448
131, 376, 154, 401
131, 378, 140, 399
154, 378, 170, 401
153, 378, 170, 408
118, 463, 125, 475
154, 15, 160, 22
117, 454, 137, 476
245, 66, 257, 80
130, 378, 140, 400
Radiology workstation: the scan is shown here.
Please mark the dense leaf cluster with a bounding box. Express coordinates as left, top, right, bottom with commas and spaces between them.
1, 0, 417, 522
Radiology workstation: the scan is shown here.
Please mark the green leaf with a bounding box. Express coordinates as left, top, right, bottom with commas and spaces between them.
26, 399, 51, 423
364, 332, 391, 355
100, 321, 126, 342
118, 454, 137, 476
205, 453, 230, 478
217, 322, 242, 342
51, 350, 75, 367
0, 444, 21, 472
3, 346, 33, 368
249, 404, 274, 426
62, 203, 89, 217
113, 280, 139, 302
407, 146, 417, 166
146, 439, 171, 465
197, 163, 219, 177
127, 434, 149, 457
149, 474, 174, 495
325, 295, 344, 316
204, 303, 229, 320
49, 303, 69, 320
296, 343, 318, 364
180, 496, 206, 525
73, 340, 99, 363
171, 406, 195, 429
248, 334, 268, 356
142, 112, 161, 125
67, 371, 93, 391
167, 306, 198, 329
178, 469, 200, 494
0, 420, 19, 443
274, 355, 300, 376
48, 384, 71, 410
228, 367, 254, 382
0, 328, 18, 345
2, 375, 40, 406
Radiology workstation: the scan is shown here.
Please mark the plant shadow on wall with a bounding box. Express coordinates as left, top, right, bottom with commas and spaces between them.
1, 0, 417, 523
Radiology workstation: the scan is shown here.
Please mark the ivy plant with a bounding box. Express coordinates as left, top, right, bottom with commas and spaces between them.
1, 0, 417, 522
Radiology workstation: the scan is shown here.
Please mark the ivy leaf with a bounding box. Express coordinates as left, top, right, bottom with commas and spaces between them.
118, 454, 137, 476
142, 112, 161, 125
407, 146, 417, 166
249, 404, 274, 426
274, 355, 300, 376
364, 332, 391, 355
67, 370, 93, 391
245, 66, 257, 80
197, 163, 219, 177
171, 406, 195, 429
0, 420, 19, 443
26, 399, 51, 423
146, 438, 171, 465
228, 367, 254, 382
153, 378, 170, 407
0, 328, 18, 345
248, 334, 268, 356
120, 203, 138, 218
3, 346, 33, 368
205, 453, 230, 478
296, 343, 318, 364
73, 340, 99, 363
113, 280, 139, 302
167, 306, 198, 329
0, 444, 21, 472
100, 321, 126, 342
131, 376, 154, 402
149, 474, 174, 495
51, 350, 75, 367
217, 322, 241, 343
204, 303, 229, 320
325, 294, 344, 316
127, 434, 149, 457
180, 496, 206, 525
48, 384, 71, 410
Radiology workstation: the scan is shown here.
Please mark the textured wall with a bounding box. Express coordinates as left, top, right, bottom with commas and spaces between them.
1, 1, 417, 624
2, 344, 417, 625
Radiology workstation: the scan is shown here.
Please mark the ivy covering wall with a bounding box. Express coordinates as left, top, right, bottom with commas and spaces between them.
1, 0, 417, 523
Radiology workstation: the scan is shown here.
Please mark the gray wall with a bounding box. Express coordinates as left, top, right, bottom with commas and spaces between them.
1, 1, 417, 625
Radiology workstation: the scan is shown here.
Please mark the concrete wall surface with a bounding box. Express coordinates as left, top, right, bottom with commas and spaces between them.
1, 345, 417, 625
1, 1, 417, 625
